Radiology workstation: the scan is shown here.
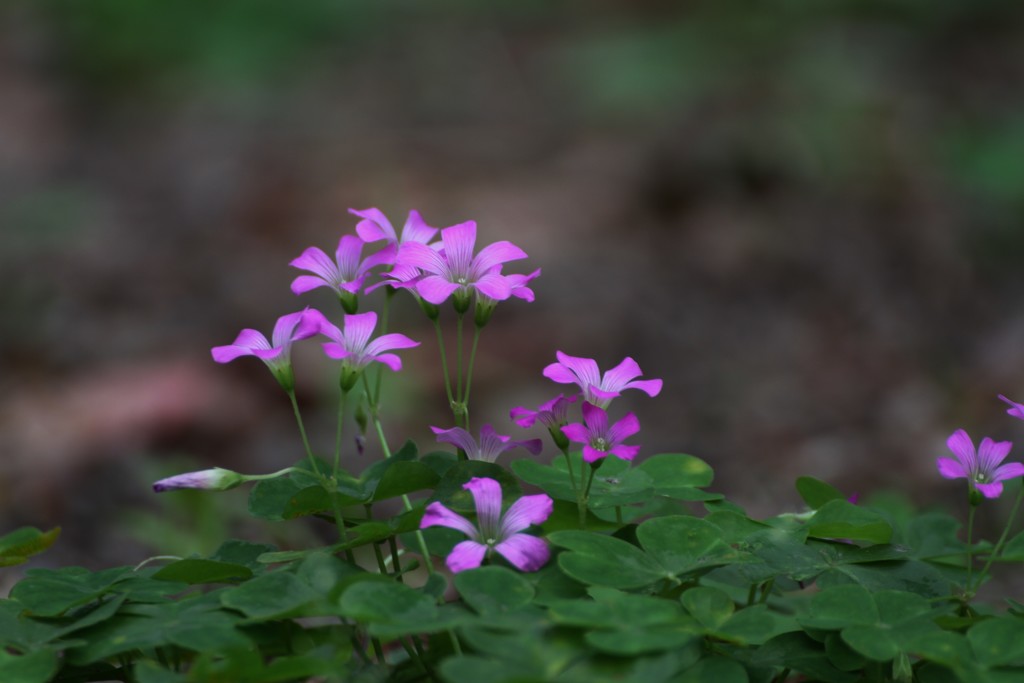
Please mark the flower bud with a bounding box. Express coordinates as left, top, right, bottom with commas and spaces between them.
153, 468, 245, 493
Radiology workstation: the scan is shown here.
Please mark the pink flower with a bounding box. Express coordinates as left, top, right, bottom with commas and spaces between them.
396, 221, 528, 306
937, 429, 1024, 499
420, 477, 552, 573
350, 208, 439, 248
561, 401, 641, 463
510, 393, 577, 430
290, 235, 396, 311
542, 351, 662, 409
311, 310, 419, 390
153, 468, 244, 492
430, 424, 542, 463
211, 309, 321, 390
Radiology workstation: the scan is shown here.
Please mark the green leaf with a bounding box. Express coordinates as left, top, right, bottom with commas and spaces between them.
806, 500, 893, 544
549, 530, 671, 589
339, 580, 466, 638
10, 566, 133, 617
440, 654, 538, 683
209, 540, 277, 571
796, 477, 847, 509
510, 459, 577, 503
636, 515, 738, 575
716, 605, 799, 646
801, 584, 878, 630
372, 461, 439, 502
220, 571, 321, 620
453, 566, 535, 616
638, 453, 722, 501
968, 617, 1024, 667
0, 527, 60, 567
247, 470, 324, 521
151, 559, 252, 584
677, 656, 749, 683
681, 586, 734, 630
134, 660, 188, 683
550, 587, 683, 629
585, 624, 699, 657
0, 648, 59, 683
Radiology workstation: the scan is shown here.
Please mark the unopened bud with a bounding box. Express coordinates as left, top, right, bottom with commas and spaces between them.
153, 468, 245, 493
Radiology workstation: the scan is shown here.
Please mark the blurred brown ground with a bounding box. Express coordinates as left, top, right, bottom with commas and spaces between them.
4, 0, 1024, 571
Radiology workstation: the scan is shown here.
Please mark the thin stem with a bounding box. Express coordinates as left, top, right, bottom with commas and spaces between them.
433, 319, 456, 414
363, 375, 394, 460
560, 449, 579, 496
287, 389, 322, 478
373, 289, 394, 406
334, 387, 349, 477
973, 483, 1024, 594
456, 312, 465, 425
388, 536, 404, 583
966, 504, 976, 591
371, 637, 386, 665
461, 325, 482, 429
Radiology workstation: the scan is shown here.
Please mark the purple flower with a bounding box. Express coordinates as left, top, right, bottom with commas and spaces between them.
937, 429, 1024, 499
542, 351, 662, 409
153, 468, 244, 493
211, 309, 321, 390
396, 221, 528, 306
350, 208, 439, 248
311, 310, 419, 389
290, 235, 396, 311
999, 394, 1024, 420
510, 393, 577, 430
430, 424, 542, 463
420, 477, 552, 573
561, 401, 641, 463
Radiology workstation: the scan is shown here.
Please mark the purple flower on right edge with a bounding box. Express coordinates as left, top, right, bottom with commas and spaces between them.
937, 429, 1024, 499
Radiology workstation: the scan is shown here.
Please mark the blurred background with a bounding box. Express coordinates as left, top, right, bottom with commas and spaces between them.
4, 0, 1024, 573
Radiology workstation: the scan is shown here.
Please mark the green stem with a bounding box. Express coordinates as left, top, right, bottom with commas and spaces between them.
973, 483, 1024, 594
433, 319, 457, 415
966, 504, 976, 591
373, 289, 394, 406
560, 448, 579, 496
456, 312, 465, 424
334, 388, 349, 477
388, 536, 404, 583
287, 389, 322, 478
461, 325, 482, 429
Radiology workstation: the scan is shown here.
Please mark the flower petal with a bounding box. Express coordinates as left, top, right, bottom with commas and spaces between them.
977, 482, 1005, 499
550, 352, 601, 389
342, 312, 378, 354
473, 270, 513, 301
211, 344, 255, 363
350, 207, 396, 243
946, 429, 977, 472
600, 357, 644, 391
290, 274, 329, 295
464, 477, 503, 537
416, 276, 461, 304
992, 461, 1024, 483
582, 445, 607, 463
936, 457, 968, 480
397, 241, 448, 276
420, 501, 478, 538
290, 246, 337, 279
494, 534, 550, 572
509, 407, 538, 428
608, 412, 641, 443
446, 540, 488, 573
440, 221, 477, 276
978, 438, 1013, 473
431, 426, 480, 456
365, 333, 420, 356
471, 240, 528, 275
560, 423, 589, 444
499, 494, 553, 535
371, 353, 402, 372
581, 402, 610, 437
999, 394, 1024, 420
609, 443, 641, 461
621, 378, 663, 398
401, 210, 438, 245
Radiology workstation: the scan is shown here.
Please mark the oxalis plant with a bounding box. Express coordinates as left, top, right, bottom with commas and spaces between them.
4, 211, 1024, 683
